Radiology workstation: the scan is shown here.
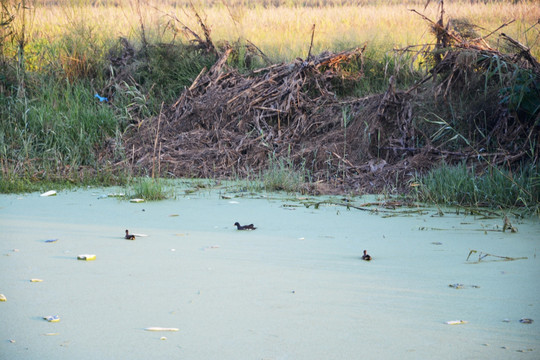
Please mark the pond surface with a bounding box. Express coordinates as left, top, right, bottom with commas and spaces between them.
1, 185, 539, 359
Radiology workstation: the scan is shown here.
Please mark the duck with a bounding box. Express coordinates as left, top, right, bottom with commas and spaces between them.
234, 222, 256, 230
125, 230, 136, 240
362, 250, 371, 261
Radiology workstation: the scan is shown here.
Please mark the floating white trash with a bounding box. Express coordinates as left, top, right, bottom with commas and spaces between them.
144, 327, 179, 332
40, 190, 57, 197
77, 254, 96, 261
130, 198, 145, 203
445, 320, 468, 325
0, 294, 6, 302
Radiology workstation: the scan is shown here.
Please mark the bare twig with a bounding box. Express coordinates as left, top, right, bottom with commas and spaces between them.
307, 24, 316, 61
152, 102, 164, 179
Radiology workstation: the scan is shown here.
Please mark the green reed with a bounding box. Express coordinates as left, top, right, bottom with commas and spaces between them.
415, 162, 539, 213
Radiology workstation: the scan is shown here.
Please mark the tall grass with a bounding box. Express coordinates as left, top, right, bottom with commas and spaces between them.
0, 80, 120, 165
119, 42, 217, 110
19, 1, 540, 66
126, 177, 173, 200
415, 162, 540, 213
262, 154, 309, 193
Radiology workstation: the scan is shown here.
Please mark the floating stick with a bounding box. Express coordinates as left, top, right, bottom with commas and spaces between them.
466, 249, 527, 263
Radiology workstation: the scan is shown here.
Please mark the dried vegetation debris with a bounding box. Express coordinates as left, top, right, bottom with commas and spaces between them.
126, 46, 417, 192
121, 7, 539, 194
415, 8, 540, 167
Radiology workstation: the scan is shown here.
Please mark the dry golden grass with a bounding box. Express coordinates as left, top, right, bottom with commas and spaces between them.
22, 1, 540, 60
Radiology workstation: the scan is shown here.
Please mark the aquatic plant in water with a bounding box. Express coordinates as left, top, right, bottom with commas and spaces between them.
127, 178, 172, 201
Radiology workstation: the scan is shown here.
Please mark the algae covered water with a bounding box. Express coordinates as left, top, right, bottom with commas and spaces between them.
0, 186, 539, 359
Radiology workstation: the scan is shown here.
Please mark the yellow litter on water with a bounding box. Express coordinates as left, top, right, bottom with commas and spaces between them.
43, 315, 60, 322
144, 327, 179, 332
130, 198, 145, 203
445, 320, 467, 325
77, 254, 96, 261
30, 279, 43, 282
0, 294, 7, 301
43, 333, 60, 336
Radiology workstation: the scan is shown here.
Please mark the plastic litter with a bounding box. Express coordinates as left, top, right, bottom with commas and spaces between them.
40, 190, 57, 197
144, 327, 179, 332
44, 239, 58, 243
94, 93, 108, 102
43, 315, 60, 322
519, 318, 533, 324
0, 294, 6, 301
30, 279, 43, 282
77, 254, 96, 261
445, 320, 467, 325
130, 198, 145, 203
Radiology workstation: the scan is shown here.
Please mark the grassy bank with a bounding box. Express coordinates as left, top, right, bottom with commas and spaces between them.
414, 163, 539, 214
1, 0, 539, 213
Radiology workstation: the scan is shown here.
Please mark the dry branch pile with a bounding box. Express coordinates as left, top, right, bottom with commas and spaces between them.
121, 7, 539, 194
125, 46, 423, 193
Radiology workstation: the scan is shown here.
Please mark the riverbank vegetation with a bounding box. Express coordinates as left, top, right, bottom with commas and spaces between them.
0, 0, 538, 213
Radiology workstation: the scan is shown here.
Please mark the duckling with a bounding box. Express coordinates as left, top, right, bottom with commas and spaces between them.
234, 222, 256, 230
362, 250, 371, 261
125, 230, 136, 240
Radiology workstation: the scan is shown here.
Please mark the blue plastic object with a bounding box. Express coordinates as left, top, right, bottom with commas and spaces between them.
94, 93, 108, 102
